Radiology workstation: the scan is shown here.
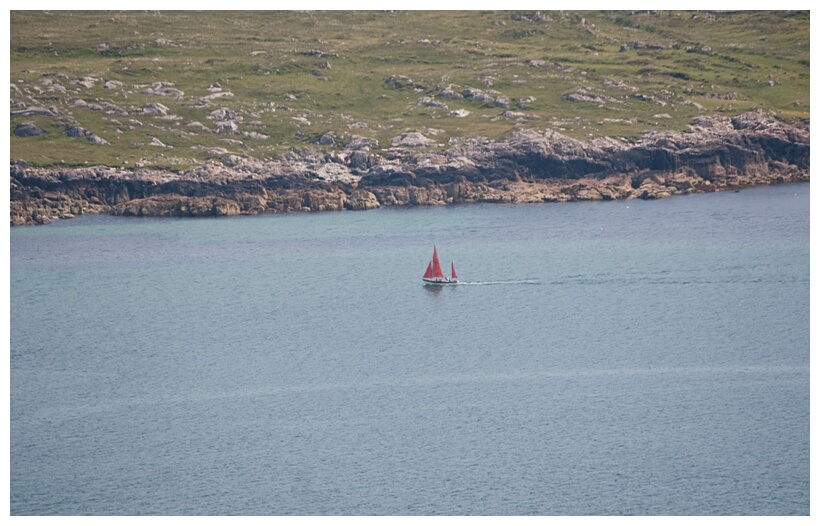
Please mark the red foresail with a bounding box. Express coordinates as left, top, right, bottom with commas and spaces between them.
451, 262, 458, 279
431, 246, 444, 278
423, 261, 433, 279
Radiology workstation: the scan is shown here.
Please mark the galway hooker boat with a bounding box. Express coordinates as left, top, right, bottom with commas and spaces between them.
423, 246, 459, 285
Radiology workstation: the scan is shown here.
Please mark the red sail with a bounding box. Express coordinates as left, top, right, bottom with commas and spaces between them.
423, 261, 433, 279
431, 246, 444, 278
451, 262, 458, 279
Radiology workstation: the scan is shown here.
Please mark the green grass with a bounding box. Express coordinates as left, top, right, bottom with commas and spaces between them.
10, 10, 810, 169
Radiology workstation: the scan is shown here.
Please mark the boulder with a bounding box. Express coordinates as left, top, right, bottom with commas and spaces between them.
493, 96, 511, 109
566, 90, 619, 104
417, 97, 448, 109
516, 96, 536, 110
142, 102, 169, 115
14, 122, 46, 137
219, 155, 242, 168
385, 75, 414, 89
438, 89, 463, 100
318, 133, 336, 146
391, 132, 435, 148
66, 126, 87, 138
347, 135, 379, 150
463, 87, 495, 103
72, 77, 99, 89
87, 134, 109, 145
208, 108, 237, 120
143, 86, 185, 98
215, 120, 239, 133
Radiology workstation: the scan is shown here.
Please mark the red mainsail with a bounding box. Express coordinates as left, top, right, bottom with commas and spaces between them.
451, 262, 458, 279
431, 246, 444, 278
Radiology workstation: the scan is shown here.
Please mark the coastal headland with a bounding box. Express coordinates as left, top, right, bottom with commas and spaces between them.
9, 110, 810, 225
9, 11, 809, 225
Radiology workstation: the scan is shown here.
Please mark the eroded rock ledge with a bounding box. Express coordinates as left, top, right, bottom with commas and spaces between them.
10, 110, 809, 226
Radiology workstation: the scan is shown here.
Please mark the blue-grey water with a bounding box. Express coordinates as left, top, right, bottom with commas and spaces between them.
10, 183, 809, 515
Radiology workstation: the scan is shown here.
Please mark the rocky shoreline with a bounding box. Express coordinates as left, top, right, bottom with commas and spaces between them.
10, 110, 809, 226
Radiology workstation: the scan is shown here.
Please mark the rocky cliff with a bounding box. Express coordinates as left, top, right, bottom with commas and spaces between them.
10, 110, 809, 226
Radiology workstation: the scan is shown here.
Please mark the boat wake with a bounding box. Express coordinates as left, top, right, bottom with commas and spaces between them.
455, 279, 542, 286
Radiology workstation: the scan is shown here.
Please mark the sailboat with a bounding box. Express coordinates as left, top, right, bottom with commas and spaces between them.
422, 245, 459, 285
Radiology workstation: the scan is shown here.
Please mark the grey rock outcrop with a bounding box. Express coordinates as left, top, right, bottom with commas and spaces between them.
14, 123, 46, 137
9, 111, 809, 226
87, 134, 110, 145
11, 106, 58, 117
215, 120, 239, 133
391, 132, 435, 148
347, 135, 379, 150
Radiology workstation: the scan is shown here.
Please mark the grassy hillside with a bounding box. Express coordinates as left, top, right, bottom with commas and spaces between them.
10, 10, 810, 169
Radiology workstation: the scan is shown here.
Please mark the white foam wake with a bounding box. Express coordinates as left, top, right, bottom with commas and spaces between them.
455, 279, 542, 286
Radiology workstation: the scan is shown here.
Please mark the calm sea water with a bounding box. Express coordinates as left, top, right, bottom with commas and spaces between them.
10, 183, 809, 515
